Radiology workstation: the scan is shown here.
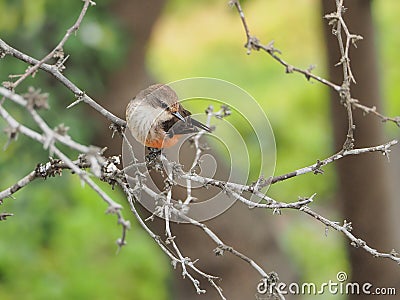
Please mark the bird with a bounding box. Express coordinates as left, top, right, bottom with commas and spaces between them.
126, 84, 211, 149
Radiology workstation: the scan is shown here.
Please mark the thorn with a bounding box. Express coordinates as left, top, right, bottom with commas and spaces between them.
67, 99, 82, 109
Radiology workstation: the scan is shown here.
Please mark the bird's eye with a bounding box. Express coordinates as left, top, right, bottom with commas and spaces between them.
159, 100, 169, 110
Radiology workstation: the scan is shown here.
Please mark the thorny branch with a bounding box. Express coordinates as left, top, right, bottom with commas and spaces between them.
0, 37, 125, 128
325, 0, 359, 150
1, 1, 400, 299
229, 0, 400, 131
7, 0, 96, 90
229, 0, 400, 280
0, 94, 130, 249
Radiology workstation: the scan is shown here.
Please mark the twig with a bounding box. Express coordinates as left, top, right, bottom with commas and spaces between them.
0, 87, 89, 153
184, 106, 213, 205
230, 0, 399, 143
9, 0, 96, 90
162, 154, 223, 296
302, 206, 400, 264
118, 173, 228, 299
0, 100, 129, 249
270, 140, 398, 184
0, 40, 125, 127
0, 157, 91, 202
229, 0, 341, 91
350, 98, 400, 127
327, 0, 358, 149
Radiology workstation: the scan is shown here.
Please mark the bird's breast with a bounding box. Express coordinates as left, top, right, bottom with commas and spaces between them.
126, 101, 174, 146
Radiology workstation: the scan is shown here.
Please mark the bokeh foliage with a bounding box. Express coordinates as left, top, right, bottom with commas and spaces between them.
0, 1, 168, 299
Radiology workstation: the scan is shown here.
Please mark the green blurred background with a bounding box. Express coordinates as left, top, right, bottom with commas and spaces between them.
0, 0, 399, 299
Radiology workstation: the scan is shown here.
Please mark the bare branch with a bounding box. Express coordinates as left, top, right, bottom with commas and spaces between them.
9, 0, 96, 90
0, 95, 129, 249
270, 140, 398, 184
302, 206, 400, 264
0, 41, 125, 127
350, 98, 400, 127
229, 0, 341, 91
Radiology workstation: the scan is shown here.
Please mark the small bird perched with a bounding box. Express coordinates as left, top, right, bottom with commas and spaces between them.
126, 84, 211, 149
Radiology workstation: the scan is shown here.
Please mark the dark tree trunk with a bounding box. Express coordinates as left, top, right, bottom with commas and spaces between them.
93, 0, 167, 155
321, 1, 400, 298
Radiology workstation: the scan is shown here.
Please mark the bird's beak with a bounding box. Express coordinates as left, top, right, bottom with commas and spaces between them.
172, 110, 211, 133
191, 118, 211, 132
172, 111, 186, 122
